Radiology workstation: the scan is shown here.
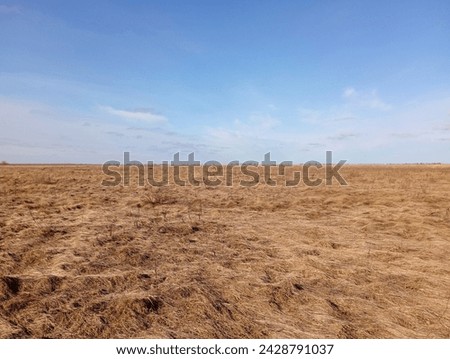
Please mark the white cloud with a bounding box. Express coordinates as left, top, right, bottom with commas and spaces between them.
328, 132, 359, 141
233, 114, 281, 131
100, 106, 167, 123
342, 87, 391, 111
298, 106, 357, 125
2, 90, 450, 163
298, 108, 322, 124
390, 132, 419, 139
343, 87, 356, 99
0, 97, 189, 163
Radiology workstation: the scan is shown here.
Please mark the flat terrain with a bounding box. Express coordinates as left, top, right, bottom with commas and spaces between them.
0, 164, 449, 338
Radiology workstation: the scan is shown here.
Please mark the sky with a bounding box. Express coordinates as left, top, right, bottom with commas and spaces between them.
0, 0, 449, 164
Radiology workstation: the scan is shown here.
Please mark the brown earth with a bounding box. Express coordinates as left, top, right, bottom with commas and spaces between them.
0, 164, 449, 338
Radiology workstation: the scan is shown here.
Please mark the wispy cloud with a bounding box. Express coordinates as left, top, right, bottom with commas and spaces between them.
298, 107, 357, 125
283, 93, 450, 161
390, 132, 420, 139
0, 97, 187, 162
343, 87, 356, 98
234, 114, 281, 131
100, 106, 167, 123
206, 114, 282, 148
328, 132, 359, 141
343, 87, 391, 111
105, 131, 125, 138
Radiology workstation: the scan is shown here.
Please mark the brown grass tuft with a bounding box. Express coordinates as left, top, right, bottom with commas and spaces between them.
0, 164, 449, 338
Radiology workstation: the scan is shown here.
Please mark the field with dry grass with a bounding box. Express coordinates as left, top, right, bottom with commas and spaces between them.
0, 164, 449, 338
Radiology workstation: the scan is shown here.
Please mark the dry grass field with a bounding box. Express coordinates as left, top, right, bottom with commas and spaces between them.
0, 164, 449, 338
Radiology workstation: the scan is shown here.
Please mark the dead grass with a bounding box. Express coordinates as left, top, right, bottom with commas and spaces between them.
0, 164, 449, 338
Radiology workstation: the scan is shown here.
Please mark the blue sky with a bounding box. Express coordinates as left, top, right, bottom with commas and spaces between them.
1, 0, 449, 163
